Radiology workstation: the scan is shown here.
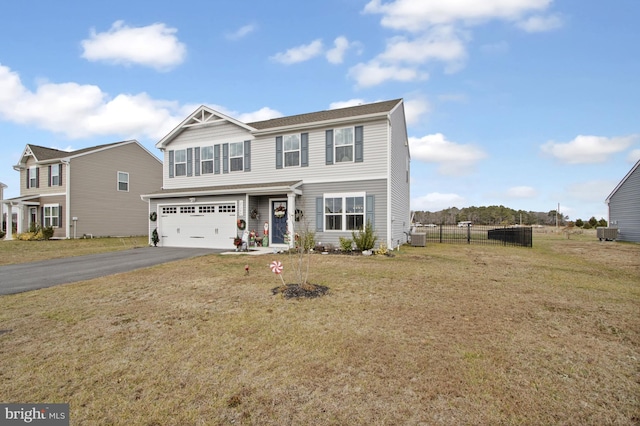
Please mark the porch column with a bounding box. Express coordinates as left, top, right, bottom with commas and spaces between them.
5, 203, 13, 240
287, 193, 296, 248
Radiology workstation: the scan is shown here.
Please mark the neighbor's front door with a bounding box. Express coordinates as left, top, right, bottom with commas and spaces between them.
29, 207, 37, 229
271, 200, 287, 245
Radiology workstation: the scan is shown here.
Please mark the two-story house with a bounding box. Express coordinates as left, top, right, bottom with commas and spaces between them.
142, 99, 411, 250
3, 140, 162, 240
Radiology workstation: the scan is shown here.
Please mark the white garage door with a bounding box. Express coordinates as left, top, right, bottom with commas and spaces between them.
158, 203, 237, 249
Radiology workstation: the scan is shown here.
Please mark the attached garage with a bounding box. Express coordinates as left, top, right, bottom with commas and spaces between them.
158, 203, 237, 248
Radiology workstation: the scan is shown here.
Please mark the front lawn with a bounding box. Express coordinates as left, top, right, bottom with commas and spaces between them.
0, 234, 638, 424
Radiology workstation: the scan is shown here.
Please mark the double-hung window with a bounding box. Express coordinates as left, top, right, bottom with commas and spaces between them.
117, 172, 129, 191
28, 167, 38, 188
229, 142, 243, 172
201, 146, 214, 174
335, 127, 354, 163
324, 193, 365, 231
50, 165, 60, 186
174, 150, 187, 176
283, 134, 300, 167
44, 204, 60, 228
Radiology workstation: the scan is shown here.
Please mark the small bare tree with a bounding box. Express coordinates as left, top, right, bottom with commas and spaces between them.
286, 220, 315, 287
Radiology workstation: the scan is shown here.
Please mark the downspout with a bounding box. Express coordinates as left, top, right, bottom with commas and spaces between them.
61, 160, 71, 239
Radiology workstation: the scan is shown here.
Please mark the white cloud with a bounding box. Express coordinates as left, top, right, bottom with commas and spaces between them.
517, 14, 563, 32
379, 27, 468, 66
540, 134, 638, 164
349, 61, 427, 88
403, 98, 431, 125
326, 36, 351, 64
506, 186, 537, 198
329, 99, 367, 109
364, 0, 554, 31
270, 39, 324, 64
411, 192, 465, 211
225, 24, 256, 40
566, 180, 617, 202
237, 107, 283, 123
81, 21, 187, 71
0, 63, 281, 140
409, 133, 487, 175
627, 149, 640, 163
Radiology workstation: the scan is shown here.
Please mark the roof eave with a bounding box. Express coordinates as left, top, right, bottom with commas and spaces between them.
251, 111, 392, 136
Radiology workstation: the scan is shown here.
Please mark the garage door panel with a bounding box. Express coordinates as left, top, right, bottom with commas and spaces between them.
158, 203, 237, 249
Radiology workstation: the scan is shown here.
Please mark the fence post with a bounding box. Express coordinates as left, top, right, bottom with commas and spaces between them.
439, 224, 443, 243
467, 224, 471, 244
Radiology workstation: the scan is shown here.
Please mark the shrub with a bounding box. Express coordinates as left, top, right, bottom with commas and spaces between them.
352, 220, 378, 251
0, 230, 5, 239
42, 226, 54, 240
338, 236, 353, 252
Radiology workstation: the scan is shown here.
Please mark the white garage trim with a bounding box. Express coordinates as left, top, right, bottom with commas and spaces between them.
158, 202, 237, 249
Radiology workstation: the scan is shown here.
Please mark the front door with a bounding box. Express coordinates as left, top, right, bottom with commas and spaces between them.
271, 200, 288, 245
29, 207, 37, 230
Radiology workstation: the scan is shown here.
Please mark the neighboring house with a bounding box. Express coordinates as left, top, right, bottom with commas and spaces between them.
3, 141, 162, 240
142, 99, 411, 250
0, 182, 7, 234
605, 158, 640, 243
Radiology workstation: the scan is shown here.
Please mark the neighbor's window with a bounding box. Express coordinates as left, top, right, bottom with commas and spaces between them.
335, 127, 354, 163
51, 165, 60, 186
283, 134, 300, 167
28, 166, 38, 188
229, 142, 243, 172
201, 146, 214, 174
324, 192, 365, 231
174, 149, 187, 176
44, 204, 60, 228
117, 171, 129, 191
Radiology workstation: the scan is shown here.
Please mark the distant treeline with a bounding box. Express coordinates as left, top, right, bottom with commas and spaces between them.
412, 206, 605, 227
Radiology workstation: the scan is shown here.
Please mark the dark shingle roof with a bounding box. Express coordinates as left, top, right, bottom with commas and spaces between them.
247, 99, 402, 130
27, 141, 128, 162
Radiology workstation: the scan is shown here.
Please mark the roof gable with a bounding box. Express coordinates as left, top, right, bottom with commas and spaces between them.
156, 105, 256, 149
606, 158, 640, 203
16, 141, 142, 166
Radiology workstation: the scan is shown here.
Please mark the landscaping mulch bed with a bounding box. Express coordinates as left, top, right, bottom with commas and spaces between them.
271, 283, 330, 299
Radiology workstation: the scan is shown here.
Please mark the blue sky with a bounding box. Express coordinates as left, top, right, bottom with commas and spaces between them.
1, 0, 638, 221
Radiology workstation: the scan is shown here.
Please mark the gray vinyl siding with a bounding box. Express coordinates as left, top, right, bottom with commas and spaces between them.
71, 143, 162, 237
295, 180, 387, 249
161, 119, 390, 190
608, 163, 640, 243
388, 103, 411, 247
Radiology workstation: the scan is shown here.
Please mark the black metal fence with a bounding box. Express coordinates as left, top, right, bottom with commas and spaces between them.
412, 225, 533, 247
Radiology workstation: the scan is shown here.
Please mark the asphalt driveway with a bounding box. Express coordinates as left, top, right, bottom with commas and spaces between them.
0, 247, 222, 295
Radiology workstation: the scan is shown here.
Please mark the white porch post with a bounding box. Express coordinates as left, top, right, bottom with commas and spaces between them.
5, 203, 13, 240
287, 193, 296, 248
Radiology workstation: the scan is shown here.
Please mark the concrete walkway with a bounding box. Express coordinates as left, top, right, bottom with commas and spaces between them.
0, 247, 222, 295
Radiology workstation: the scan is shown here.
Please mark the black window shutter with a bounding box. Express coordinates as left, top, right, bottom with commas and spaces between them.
355, 126, 364, 163
301, 133, 309, 167
26, 168, 30, 189
168, 150, 174, 178
244, 140, 251, 172
35, 167, 40, 188
316, 197, 324, 232
214, 145, 220, 174
58, 205, 62, 228
366, 195, 375, 229
325, 130, 334, 165
48, 165, 52, 187
58, 164, 63, 186
187, 148, 193, 176
275, 136, 283, 169
194, 147, 200, 176
222, 143, 229, 174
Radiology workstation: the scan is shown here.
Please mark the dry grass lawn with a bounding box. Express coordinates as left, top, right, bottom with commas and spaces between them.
0, 233, 638, 425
